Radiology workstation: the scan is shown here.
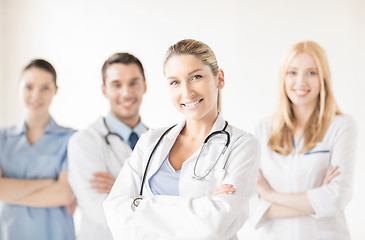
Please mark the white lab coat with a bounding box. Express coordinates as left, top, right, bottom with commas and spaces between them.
250, 115, 357, 240
68, 117, 147, 240
104, 114, 259, 240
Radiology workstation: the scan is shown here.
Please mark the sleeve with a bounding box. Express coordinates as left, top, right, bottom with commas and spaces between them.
67, 130, 110, 227
249, 194, 272, 229
307, 116, 358, 218
0, 130, 4, 169
104, 131, 260, 240
249, 118, 272, 228
59, 131, 75, 172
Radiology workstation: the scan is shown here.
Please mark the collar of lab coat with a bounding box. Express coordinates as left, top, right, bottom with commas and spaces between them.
164, 112, 226, 141
143, 112, 227, 193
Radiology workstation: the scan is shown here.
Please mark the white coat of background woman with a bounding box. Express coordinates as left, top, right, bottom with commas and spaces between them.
250, 41, 357, 240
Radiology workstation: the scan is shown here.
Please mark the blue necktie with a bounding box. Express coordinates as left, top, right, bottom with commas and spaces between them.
128, 132, 139, 150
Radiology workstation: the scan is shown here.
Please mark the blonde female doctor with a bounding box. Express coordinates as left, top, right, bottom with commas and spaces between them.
250, 41, 357, 240
104, 39, 259, 240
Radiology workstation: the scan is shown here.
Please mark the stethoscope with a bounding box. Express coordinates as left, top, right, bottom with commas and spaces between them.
102, 118, 127, 171
131, 121, 230, 210
103, 118, 124, 144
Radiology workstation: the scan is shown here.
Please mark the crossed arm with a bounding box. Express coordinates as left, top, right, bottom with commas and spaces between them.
0, 168, 75, 209
256, 165, 340, 218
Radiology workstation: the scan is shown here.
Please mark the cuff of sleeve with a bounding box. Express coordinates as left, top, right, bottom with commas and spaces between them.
249, 194, 272, 229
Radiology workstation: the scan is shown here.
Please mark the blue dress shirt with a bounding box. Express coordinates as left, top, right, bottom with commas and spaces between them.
0, 117, 76, 240
105, 113, 144, 148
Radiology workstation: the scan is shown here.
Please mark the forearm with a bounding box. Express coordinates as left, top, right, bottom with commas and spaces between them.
10, 181, 74, 207
264, 203, 309, 218
9, 171, 74, 208
266, 191, 314, 214
0, 178, 55, 202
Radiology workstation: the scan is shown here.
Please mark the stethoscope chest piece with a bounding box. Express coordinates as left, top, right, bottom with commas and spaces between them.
131, 197, 143, 212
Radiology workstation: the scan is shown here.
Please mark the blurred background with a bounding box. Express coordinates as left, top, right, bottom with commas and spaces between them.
1, 0, 364, 239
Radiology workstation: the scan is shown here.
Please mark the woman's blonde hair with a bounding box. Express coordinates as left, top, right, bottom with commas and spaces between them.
163, 39, 222, 112
268, 41, 342, 155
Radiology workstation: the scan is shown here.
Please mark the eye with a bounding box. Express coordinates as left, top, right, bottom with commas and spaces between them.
192, 75, 202, 81
170, 80, 179, 86
42, 86, 50, 91
111, 83, 121, 88
307, 71, 317, 76
130, 81, 138, 87
25, 85, 32, 90
287, 71, 296, 76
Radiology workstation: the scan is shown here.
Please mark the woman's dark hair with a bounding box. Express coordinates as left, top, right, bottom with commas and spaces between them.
101, 53, 145, 85
23, 59, 57, 87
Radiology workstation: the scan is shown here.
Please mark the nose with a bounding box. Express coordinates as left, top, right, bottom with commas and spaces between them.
181, 82, 194, 99
120, 85, 132, 98
30, 88, 42, 100
297, 72, 307, 84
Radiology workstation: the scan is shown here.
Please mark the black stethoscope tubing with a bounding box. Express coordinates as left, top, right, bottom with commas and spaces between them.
136, 121, 230, 199
103, 118, 124, 144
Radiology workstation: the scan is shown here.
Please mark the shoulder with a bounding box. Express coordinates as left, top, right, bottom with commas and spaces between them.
331, 114, 356, 128
0, 125, 14, 145
251, 116, 272, 143
49, 117, 76, 138
138, 125, 175, 144
0, 121, 25, 137
55, 125, 75, 136
69, 118, 105, 145
0, 125, 15, 137
327, 114, 357, 137
229, 124, 259, 151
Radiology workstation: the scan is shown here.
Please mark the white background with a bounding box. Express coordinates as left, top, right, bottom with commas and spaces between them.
1, 0, 364, 239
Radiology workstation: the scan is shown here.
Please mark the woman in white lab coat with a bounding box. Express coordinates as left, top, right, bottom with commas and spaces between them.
104, 39, 259, 240
251, 41, 357, 240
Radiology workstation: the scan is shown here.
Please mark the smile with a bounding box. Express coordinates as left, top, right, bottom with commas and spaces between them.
293, 88, 310, 97
181, 99, 203, 110
118, 99, 137, 108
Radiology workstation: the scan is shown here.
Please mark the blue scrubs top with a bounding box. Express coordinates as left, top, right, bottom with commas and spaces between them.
149, 155, 181, 196
0, 117, 76, 240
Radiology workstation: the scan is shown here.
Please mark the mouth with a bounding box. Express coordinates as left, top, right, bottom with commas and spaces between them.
29, 103, 43, 109
181, 99, 203, 110
118, 99, 136, 109
293, 88, 310, 97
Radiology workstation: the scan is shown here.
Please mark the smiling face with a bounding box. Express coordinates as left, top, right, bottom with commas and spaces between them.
164, 54, 224, 122
19, 67, 57, 117
102, 63, 146, 127
285, 52, 320, 110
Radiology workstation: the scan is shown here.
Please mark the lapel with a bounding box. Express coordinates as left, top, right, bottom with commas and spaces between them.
143, 120, 186, 195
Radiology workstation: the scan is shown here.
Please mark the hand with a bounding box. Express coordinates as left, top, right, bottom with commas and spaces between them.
322, 165, 340, 186
213, 184, 236, 197
89, 172, 116, 194
256, 170, 274, 201
66, 198, 77, 215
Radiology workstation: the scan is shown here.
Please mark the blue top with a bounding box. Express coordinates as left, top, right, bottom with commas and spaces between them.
0, 117, 76, 240
149, 155, 181, 196
105, 113, 144, 141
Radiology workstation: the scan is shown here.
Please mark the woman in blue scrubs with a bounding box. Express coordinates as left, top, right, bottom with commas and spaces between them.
0, 59, 76, 240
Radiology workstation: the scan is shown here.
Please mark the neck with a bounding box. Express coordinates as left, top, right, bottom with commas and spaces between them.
183, 111, 218, 139
25, 112, 50, 131
111, 112, 140, 129
292, 103, 317, 129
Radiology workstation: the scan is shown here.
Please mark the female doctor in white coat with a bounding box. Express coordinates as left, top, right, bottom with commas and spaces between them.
104, 39, 259, 240
250, 41, 357, 240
